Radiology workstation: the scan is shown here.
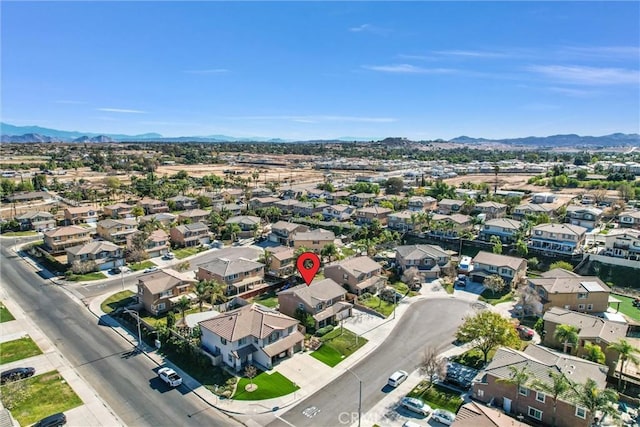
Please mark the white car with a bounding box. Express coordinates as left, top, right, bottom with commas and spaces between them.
388, 370, 408, 387
458, 256, 473, 273
400, 397, 432, 416
158, 367, 182, 387
432, 409, 456, 425
143, 266, 160, 274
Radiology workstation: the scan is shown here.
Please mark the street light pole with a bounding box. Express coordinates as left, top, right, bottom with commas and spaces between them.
124, 308, 142, 350
346, 368, 362, 427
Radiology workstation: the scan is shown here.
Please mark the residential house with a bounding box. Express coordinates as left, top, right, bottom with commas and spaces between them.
96, 218, 138, 245
322, 204, 356, 222
324, 256, 386, 295
512, 203, 553, 221
66, 241, 124, 271
475, 201, 508, 220
281, 188, 304, 200
274, 199, 298, 214
139, 212, 176, 227
269, 221, 309, 246
137, 269, 197, 315
470, 251, 527, 286
388, 210, 419, 232
199, 304, 304, 371
219, 203, 242, 217
532, 192, 557, 204
15, 211, 55, 231
618, 210, 640, 229
177, 209, 211, 224
355, 206, 393, 226
196, 257, 265, 296
292, 202, 328, 217
250, 188, 273, 198
529, 223, 587, 255
138, 197, 169, 215
249, 196, 281, 210
64, 206, 99, 225
102, 203, 134, 219
292, 229, 336, 252
221, 188, 244, 202
265, 246, 296, 277
200, 191, 225, 210
472, 344, 608, 427
278, 278, 353, 329
478, 218, 523, 243
452, 402, 528, 427
407, 196, 437, 212
430, 214, 472, 237
170, 222, 211, 247
566, 205, 603, 230
395, 244, 451, 279
225, 215, 261, 238
350, 193, 376, 208
43, 225, 92, 254
5, 191, 52, 203
529, 269, 611, 314
326, 191, 351, 205
135, 229, 171, 258
602, 228, 640, 260
167, 195, 198, 211
542, 307, 628, 374
436, 199, 465, 215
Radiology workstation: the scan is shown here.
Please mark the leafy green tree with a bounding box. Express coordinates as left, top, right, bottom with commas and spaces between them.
166, 311, 176, 330
515, 239, 528, 257
321, 243, 338, 263
455, 311, 520, 363
490, 235, 503, 254
204, 280, 227, 305
607, 338, 640, 390
583, 342, 606, 364
131, 205, 145, 218
572, 378, 619, 427
176, 296, 191, 319
483, 274, 506, 296
554, 324, 579, 354
384, 177, 404, 195
497, 366, 530, 417
531, 370, 572, 427
549, 261, 574, 272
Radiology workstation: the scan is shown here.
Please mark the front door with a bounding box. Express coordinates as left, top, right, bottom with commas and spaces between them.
503, 397, 512, 414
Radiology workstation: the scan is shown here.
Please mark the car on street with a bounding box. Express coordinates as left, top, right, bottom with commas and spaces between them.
158, 367, 182, 387
388, 370, 408, 387
399, 397, 432, 416
0, 367, 35, 384
32, 412, 66, 427
516, 325, 535, 340
432, 409, 456, 425
143, 266, 160, 274
455, 274, 467, 287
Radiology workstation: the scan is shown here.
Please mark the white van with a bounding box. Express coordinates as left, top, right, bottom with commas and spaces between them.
388, 370, 408, 387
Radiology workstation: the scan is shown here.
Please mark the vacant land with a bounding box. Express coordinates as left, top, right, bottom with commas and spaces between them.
0, 336, 43, 364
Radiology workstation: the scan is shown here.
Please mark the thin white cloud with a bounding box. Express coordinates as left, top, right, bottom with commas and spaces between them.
349, 24, 372, 32
229, 115, 396, 123
362, 64, 458, 74
183, 69, 229, 74
97, 108, 147, 114
528, 65, 640, 85
548, 86, 599, 97
560, 46, 640, 60
348, 23, 390, 35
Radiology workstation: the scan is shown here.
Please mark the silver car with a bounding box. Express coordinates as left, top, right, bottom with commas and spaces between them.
400, 397, 432, 416
432, 409, 456, 425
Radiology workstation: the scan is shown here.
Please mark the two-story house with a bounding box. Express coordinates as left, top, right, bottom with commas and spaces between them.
225, 216, 261, 238
15, 211, 56, 231
478, 218, 523, 243
269, 221, 309, 246
135, 229, 171, 258
43, 225, 92, 255
278, 278, 353, 329
324, 256, 386, 295
265, 246, 296, 277
177, 209, 211, 225
512, 203, 553, 221
532, 192, 557, 204
566, 205, 603, 230
542, 307, 628, 374
170, 222, 211, 247
350, 193, 376, 208
167, 195, 198, 211
602, 228, 640, 260
292, 229, 336, 252
429, 214, 472, 237
196, 257, 265, 296
326, 191, 351, 205
137, 269, 197, 315
472, 344, 608, 427
199, 304, 304, 371
470, 251, 527, 286
96, 218, 138, 245
395, 244, 450, 279
138, 197, 170, 215
529, 269, 611, 314
66, 241, 124, 271
475, 201, 508, 220
407, 196, 437, 212
139, 212, 176, 227
529, 223, 587, 255
322, 204, 356, 222
249, 196, 281, 210
436, 199, 465, 215
618, 210, 640, 229
387, 210, 417, 232
274, 199, 298, 214
292, 202, 329, 217
102, 203, 134, 219
64, 206, 99, 225
355, 206, 393, 226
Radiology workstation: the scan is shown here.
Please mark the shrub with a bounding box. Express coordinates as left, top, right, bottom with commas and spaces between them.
315, 325, 334, 337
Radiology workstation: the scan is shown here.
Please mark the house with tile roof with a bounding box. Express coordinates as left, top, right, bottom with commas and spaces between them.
407, 196, 437, 212
430, 213, 472, 237
512, 203, 553, 221
529, 223, 587, 255
96, 218, 138, 245
15, 211, 55, 231
322, 204, 356, 222
395, 244, 451, 279
565, 205, 603, 230
269, 221, 309, 246
170, 221, 211, 247
102, 202, 134, 219
177, 209, 211, 225
265, 246, 296, 277
602, 228, 640, 260
137, 269, 197, 315
225, 215, 262, 238
475, 201, 508, 220
138, 197, 170, 215
452, 401, 528, 427
470, 252, 527, 286
471, 344, 608, 427
167, 195, 198, 211
292, 229, 336, 252
529, 269, 611, 314
355, 206, 393, 225
324, 256, 386, 295
278, 278, 353, 329
196, 257, 265, 296
478, 218, 523, 244
129, 229, 171, 259
66, 241, 124, 271
618, 210, 640, 229
43, 225, 92, 254
199, 304, 304, 371
436, 198, 465, 215
64, 206, 100, 225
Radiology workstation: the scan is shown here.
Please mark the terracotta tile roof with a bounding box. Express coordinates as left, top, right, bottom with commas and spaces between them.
66, 240, 120, 256
395, 244, 448, 260
199, 304, 298, 341
278, 278, 346, 306
543, 307, 628, 343
473, 251, 526, 271
44, 225, 88, 237
326, 256, 381, 276
139, 269, 195, 294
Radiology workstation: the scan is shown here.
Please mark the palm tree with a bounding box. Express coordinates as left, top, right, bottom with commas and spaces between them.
583, 342, 606, 364
194, 282, 210, 312
554, 324, 579, 354
497, 366, 530, 416
572, 378, 619, 427
607, 338, 640, 390
176, 296, 190, 320
205, 280, 227, 307
321, 243, 338, 263
531, 370, 572, 427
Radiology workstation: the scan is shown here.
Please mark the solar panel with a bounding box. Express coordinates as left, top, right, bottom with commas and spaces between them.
581, 281, 603, 292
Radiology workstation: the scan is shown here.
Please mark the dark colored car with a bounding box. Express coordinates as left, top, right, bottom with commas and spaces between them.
109, 267, 121, 275
517, 325, 535, 340
455, 274, 467, 287
32, 412, 66, 427
0, 367, 35, 384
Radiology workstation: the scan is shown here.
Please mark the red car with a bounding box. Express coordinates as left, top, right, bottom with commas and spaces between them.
516, 325, 534, 340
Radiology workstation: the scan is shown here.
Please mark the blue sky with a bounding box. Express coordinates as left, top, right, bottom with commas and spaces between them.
2, 1, 639, 140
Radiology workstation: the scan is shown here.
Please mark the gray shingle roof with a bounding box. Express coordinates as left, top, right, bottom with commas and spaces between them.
66, 240, 120, 256
278, 278, 346, 306
199, 257, 264, 277
395, 244, 448, 260
473, 251, 526, 271
543, 307, 628, 343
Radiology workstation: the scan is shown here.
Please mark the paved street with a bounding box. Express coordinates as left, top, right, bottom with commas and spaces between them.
0, 239, 240, 427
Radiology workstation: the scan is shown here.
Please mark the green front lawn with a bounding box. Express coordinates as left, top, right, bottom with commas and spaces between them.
1, 231, 38, 237
450, 347, 496, 369
139, 306, 202, 328
310, 327, 368, 367
478, 288, 514, 305
251, 291, 278, 308
610, 294, 640, 322
0, 303, 15, 323
233, 371, 299, 400
359, 296, 396, 317
407, 381, 464, 413
101, 290, 136, 314
66, 271, 106, 282
0, 371, 82, 426
0, 336, 43, 365
389, 281, 419, 297
129, 260, 155, 271
172, 247, 202, 259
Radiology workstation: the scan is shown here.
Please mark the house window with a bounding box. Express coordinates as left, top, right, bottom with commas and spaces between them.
221, 338, 227, 345
298, 303, 305, 310
578, 293, 588, 299
587, 304, 593, 310
156, 303, 165, 311
228, 354, 233, 363
477, 389, 484, 397
575, 406, 587, 419
239, 337, 246, 345
528, 407, 543, 421
519, 386, 529, 396
536, 392, 545, 403
578, 304, 585, 310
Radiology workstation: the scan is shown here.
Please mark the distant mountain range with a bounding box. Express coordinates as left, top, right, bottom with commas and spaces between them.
1, 122, 638, 147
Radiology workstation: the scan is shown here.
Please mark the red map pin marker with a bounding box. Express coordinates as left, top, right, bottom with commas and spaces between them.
296, 252, 320, 286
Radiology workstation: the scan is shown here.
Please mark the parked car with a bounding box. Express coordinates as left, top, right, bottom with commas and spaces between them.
162, 252, 175, 260
143, 266, 160, 274
1, 367, 36, 384
32, 412, 66, 427
454, 274, 467, 287
388, 370, 408, 387
516, 325, 535, 340
108, 267, 121, 275
402, 421, 424, 427
400, 397, 432, 416
432, 408, 456, 425
158, 367, 182, 387
458, 256, 473, 273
